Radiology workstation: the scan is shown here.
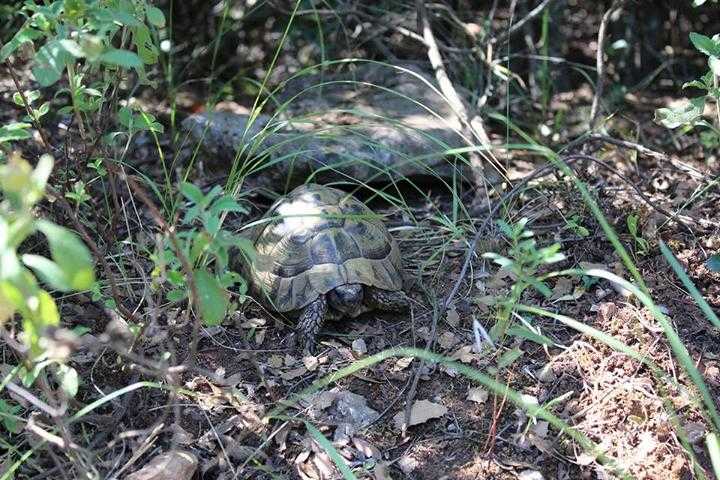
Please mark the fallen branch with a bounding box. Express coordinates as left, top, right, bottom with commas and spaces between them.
416, 0, 498, 188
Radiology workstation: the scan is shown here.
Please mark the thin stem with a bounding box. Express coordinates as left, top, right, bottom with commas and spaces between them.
65, 62, 86, 139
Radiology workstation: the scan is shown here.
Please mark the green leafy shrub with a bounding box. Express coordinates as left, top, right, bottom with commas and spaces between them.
654, 32, 720, 147
1, 0, 165, 139
151, 183, 255, 326
0, 152, 95, 356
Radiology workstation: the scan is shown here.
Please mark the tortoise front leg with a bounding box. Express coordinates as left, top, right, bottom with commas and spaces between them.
366, 287, 409, 312
296, 295, 328, 354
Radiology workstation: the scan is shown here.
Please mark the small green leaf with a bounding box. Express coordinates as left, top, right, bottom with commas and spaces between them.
497, 347, 523, 369
56, 364, 79, 398
0, 399, 22, 433
689, 32, 720, 57
32, 154, 54, 192
654, 97, 706, 129
194, 269, 228, 326
99, 49, 142, 68
37, 290, 60, 327
92, 8, 142, 26
707, 255, 720, 272
33, 40, 73, 86
507, 325, 556, 346
167, 289, 186, 302
682, 80, 707, 91
627, 214, 639, 236
0, 122, 32, 143
146, 6, 165, 27
12, 90, 41, 107
22, 254, 71, 291
58, 39, 83, 58
35, 220, 95, 291
710, 56, 720, 76
0, 26, 43, 62
180, 182, 205, 204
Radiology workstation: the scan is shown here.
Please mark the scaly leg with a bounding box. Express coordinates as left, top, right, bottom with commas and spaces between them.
296, 295, 328, 354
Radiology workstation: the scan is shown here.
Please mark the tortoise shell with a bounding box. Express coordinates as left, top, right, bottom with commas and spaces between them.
249, 183, 403, 313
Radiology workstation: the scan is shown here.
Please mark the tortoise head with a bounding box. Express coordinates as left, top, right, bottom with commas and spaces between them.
327, 284, 364, 316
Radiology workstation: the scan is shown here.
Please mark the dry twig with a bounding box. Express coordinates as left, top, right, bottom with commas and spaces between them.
590, 0, 626, 130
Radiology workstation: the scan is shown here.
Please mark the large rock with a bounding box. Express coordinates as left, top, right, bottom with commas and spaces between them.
183, 63, 467, 186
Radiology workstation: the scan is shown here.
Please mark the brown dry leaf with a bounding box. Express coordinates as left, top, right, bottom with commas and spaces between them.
683, 422, 706, 443
303, 355, 319, 371
446, 308, 460, 327
518, 470, 544, 480
397, 455, 419, 474
467, 387, 489, 404
125, 451, 198, 480
352, 437, 381, 459
438, 331, 457, 350
240, 317, 266, 328
169, 423, 193, 445
374, 461, 394, 480
268, 355, 284, 369
281, 366, 307, 380
393, 399, 447, 430
450, 345, 477, 363
274, 423, 291, 451
550, 277, 574, 300
536, 364, 557, 383
392, 357, 414, 371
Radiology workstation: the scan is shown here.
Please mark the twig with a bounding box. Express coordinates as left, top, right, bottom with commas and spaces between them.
416, 0, 497, 188
589, 1, 626, 131
490, 0, 555, 45
46, 185, 139, 326
6, 382, 64, 418
119, 171, 203, 367
588, 133, 669, 161
25, 416, 81, 450
5, 60, 53, 154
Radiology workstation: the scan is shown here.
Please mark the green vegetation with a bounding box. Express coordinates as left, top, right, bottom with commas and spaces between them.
1, 1, 719, 479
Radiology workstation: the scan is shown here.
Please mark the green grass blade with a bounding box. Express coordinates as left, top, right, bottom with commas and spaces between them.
659, 240, 720, 329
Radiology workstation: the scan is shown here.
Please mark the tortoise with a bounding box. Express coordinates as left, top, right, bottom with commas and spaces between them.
247, 183, 409, 352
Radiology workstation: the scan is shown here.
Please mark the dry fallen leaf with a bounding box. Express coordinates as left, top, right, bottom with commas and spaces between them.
268, 354, 284, 369
683, 422, 706, 443
392, 357, 414, 372
438, 331, 457, 350
303, 355, 319, 371
536, 364, 557, 383
352, 437, 381, 459
281, 366, 307, 380
125, 451, 198, 480
450, 345, 477, 363
393, 399, 447, 430
446, 308, 460, 327
397, 455, 419, 474
467, 387, 489, 404
373, 461, 394, 480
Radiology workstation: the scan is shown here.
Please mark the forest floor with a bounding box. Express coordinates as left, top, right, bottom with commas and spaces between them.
2, 4, 720, 480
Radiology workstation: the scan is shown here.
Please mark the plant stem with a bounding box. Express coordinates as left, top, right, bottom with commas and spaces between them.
65, 62, 86, 139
